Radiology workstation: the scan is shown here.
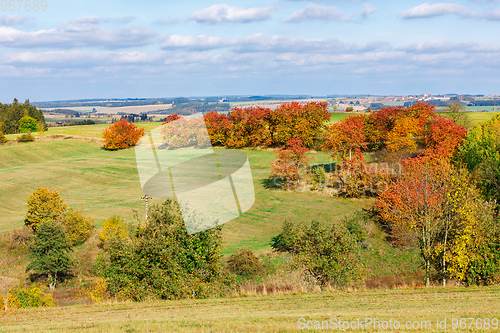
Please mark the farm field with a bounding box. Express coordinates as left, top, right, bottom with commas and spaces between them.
1, 286, 499, 332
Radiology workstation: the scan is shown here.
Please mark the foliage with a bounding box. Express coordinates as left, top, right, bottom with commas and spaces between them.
269, 138, 312, 189
162, 113, 181, 124
0, 130, 7, 144
333, 156, 396, 198
0, 99, 46, 134
98, 216, 128, 249
454, 114, 500, 206
25, 187, 67, 232
62, 208, 94, 245
19, 115, 38, 133
376, 156, 451, 286
160, 116, 211, 149
226, 249, 261, 276
323, 115, 367, 159
203, 101, 330, 148
311, 166, 327, 190
203, 111, 231, 146
17, 132, 34, 142
271, 220, 362, 287
1, 284, 54, 309
100, 200, 224, 301
102, 118, 145, 150
26, 220, 73, 289
425, 116, 467, 158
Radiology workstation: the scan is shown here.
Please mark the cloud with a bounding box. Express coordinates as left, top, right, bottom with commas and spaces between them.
399, 2, 469, 19
159, 33, 357, 53
0, 16, 155, 49
362, 4, 378, 19
0, 15, 31, 26
286, 3, 353, 22
399, 2, 500, 20
189, 4, 275, 24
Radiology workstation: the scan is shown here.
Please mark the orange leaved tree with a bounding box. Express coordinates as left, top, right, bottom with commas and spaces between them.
376, 156, 452, 287
102, 119, 145, 150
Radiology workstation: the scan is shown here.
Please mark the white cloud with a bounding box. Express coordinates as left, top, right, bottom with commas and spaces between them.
189, 4, 275, 24
0, 15, 31, 26
399, 3, 500, 20
0, 16, 155, 49
362, 4, 378, 19
160, 33, 352, 53
399, 2, 469, 19
285, 3, 352, 22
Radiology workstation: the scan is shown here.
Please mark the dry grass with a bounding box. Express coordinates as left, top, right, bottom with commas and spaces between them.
1, 286, 499, 332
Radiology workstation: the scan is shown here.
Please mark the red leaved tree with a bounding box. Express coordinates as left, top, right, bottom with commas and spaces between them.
269, 138, 312, 189
425, 115, 467, 158
102, 119, 145, 150
376, 156, 452, 287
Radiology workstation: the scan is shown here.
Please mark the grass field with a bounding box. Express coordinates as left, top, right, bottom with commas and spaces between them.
0, 133, 369, 256
1, 286, 499, 332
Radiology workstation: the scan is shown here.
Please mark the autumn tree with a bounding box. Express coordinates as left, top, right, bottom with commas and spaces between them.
425, 116, 467, 158
376, 157, 451, 287
269, 138, 312, 189
26, 220, 73, 289
323, 115, 367, 160
102, 119, 145, 150
25, 188, 67, 232
204, 111, 231, 146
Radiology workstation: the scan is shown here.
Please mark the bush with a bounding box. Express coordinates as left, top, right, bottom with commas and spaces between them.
8, 227, 33, 251
227, 249, 261, 276
271, 220, 362, 287
1, 284, 54, 309
100, 200, 223, 301
311, 166, 327, 190
62, 208, 94, 245
17, 131, 34, 143
0, 130, 7, 144
98, 216, 128, 248
102, 118, 145, 150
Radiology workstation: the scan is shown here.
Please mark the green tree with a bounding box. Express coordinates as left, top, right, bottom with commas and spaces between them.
25, 188, 67, 232
18, 116, 38, 133
26, 220, 73, 289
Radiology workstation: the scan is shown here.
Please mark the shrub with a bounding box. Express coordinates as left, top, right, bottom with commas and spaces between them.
25, 187, 67, 232
271, 220, 362, 287
99, 216, 128, 248
102, 118, 145, 150
8, 227, 33, 251
2, 284, 54, 309
311, 166, 327, 190
62, 208, 94, 245
17, 131, 34, 143
100, 200, 223, 301
0, 130, 7, 144
227, 249, 261, 276
18, 116, 38, 133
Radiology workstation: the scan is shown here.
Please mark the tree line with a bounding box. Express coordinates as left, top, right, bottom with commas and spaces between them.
0, 99, 47, 135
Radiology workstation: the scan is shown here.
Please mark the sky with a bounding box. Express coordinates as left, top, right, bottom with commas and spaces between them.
1, 0, 500, 102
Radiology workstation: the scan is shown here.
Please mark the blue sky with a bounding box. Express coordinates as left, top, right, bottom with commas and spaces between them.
1, 0, 500, 102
